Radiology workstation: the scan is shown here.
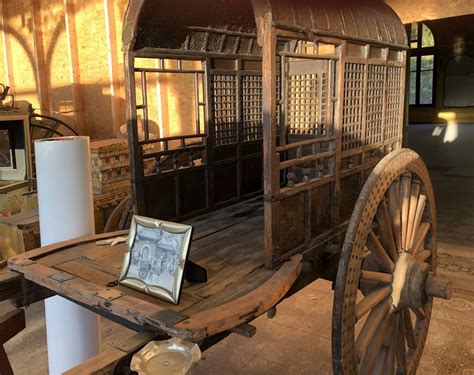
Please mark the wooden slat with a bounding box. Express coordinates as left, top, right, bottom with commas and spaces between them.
65, 332, 160, 375
8, 230, 128, 265
170, 255, 303, 340
64, 346, 125, 375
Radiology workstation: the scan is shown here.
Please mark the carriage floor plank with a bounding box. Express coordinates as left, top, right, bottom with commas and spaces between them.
8, 200, 302, 341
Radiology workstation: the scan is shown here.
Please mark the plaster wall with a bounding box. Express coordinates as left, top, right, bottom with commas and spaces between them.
0, 0, 198, 140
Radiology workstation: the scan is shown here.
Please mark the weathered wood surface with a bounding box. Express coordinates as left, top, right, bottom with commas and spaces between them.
65, 331, 160, 375
0, 309, 25, 375
0, 210, 40, 267
8, 200, 302, 341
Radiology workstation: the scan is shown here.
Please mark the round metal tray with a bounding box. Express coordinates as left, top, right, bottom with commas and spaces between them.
131, 337, 201, 375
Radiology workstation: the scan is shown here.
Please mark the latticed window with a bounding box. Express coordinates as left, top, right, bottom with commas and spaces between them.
408, 22, 435, 105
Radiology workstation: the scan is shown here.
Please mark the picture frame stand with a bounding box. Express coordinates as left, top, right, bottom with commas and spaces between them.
184, 260, 207, 283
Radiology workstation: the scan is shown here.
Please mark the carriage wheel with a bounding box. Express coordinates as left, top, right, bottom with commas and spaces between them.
332, 149, 452, 374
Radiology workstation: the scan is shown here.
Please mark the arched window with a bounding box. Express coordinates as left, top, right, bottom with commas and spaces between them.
408, 23, 435, 105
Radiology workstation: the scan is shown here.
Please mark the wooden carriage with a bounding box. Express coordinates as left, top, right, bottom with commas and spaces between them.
6, 0, 452, 374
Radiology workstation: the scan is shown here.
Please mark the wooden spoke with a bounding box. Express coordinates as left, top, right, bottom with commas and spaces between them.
360, 270, 393, 283
379, 313, 398, 375
375, 199, 398, 261
400, 174, 411, 250
373, 345, 390, 374
355, 300, 391, 360
415, 249, 431, 262
411, 222, 431, 255
367, 230, 395, 272
409, 194, 426, 250
355, 286, 392, 320
410, 306, 426, 320
403, 309, 417, 350
360, 313, 391, 374
388, 316, 399, 374
396, 312, 407, 374
388, 180, 402, 252
405, 181, 421, 250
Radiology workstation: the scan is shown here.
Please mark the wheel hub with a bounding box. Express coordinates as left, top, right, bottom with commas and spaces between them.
391, 252, 430, 310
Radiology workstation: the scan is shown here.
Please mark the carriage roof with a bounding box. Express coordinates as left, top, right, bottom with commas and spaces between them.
123, 0, 408, 55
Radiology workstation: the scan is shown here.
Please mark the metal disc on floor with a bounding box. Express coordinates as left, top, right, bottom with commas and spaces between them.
130, 337, 201, 375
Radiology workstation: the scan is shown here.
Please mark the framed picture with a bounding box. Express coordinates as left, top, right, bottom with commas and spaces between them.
118, 215, 193, 304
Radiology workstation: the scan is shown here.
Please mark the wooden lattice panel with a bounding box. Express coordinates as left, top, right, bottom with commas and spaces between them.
385, 66, 403, 141
342, 63, 365, 151
365, 65, 386, 145
242, 75, 263, 141
211, 74, 238, 145
287, 73, 325, 135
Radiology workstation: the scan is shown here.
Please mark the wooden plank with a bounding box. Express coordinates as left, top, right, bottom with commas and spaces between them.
8, 202, 300, 341
170, 255, 302, 341
65, 332, 161, 375
64, 346, 125, 375
9, 230, 127, 264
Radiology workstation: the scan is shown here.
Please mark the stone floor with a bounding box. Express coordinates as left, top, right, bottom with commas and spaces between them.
3, 171, 474, 374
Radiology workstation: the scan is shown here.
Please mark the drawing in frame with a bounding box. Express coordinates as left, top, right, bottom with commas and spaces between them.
119, 215, 193, 304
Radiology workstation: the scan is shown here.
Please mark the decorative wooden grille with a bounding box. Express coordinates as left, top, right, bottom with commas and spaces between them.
287, 73, 327, 135
211, 74, 238, 145
242, 75, 263, 141
385, 66, 402, 141
342, 63, 365, 151
366, 65, 386, 145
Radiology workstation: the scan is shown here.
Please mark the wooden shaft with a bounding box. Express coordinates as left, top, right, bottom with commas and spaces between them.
405, 181, 420, 250
400, 174, 411, 250
375, 199, 398, 261
355, 286, 392, 320
388, 180, 402, 252
409, 194, 426, 250
411, 222, 430, 255
360, 270, 393, 283
425, 274, 452, 300
367, 230, 395, 272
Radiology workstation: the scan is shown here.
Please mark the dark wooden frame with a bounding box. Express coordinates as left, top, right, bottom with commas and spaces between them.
123, 0, 408, 271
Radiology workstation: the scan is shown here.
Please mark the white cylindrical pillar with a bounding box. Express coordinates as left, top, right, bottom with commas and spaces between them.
35, 136, 100, 375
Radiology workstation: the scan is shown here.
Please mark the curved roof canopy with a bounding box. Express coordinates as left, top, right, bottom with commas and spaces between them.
123, 0, 407, 55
